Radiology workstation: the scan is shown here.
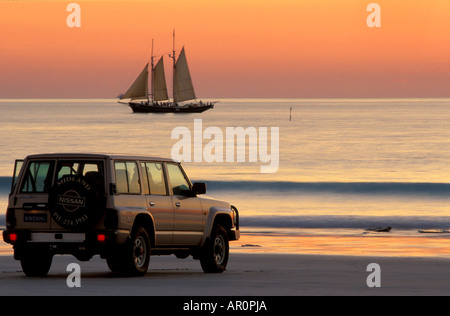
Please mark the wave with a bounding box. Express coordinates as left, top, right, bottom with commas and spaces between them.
241, 215, 450, 230
0, 177, 11, 194
204, 180, 450, 197
1, 214, 448, 231
2, 176, 450, 197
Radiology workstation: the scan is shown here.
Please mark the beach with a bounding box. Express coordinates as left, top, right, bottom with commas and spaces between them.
1, 0, 450, 302
2, 99, 450, 297
2, 229, 450, 297
1, 252, 450, 296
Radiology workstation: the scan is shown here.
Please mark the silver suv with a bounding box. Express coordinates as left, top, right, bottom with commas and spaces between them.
2, 153, 240, 276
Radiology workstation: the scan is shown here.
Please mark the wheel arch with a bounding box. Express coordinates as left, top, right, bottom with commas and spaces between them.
131, 213, 156, 247
202, 207, 234, 247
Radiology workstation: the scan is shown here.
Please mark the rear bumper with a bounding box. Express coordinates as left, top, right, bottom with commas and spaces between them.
2, 229, 128, 260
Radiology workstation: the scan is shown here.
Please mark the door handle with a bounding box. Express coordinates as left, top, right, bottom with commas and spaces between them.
175, 202, 181, 207
149, 201, 155, 207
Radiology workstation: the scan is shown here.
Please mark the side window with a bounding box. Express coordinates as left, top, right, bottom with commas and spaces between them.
115, 162, 128, 193
114, 161, 141, 194
140, 163, 150, 195
166, 164, 190, 196
143, 162, 166, 195
20, 161, 53, 193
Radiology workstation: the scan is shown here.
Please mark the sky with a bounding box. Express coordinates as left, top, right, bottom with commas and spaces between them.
0, 0, 449, 99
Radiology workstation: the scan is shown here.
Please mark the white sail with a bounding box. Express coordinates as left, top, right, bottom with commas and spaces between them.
173, 47, 196, 102
120, 63, 149, 100
153, 57, 169, 101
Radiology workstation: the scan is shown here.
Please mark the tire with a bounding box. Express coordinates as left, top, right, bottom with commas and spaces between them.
107, 227, 151, 276
106, 251, 125, 273
200, 225, 229, 273
20, 248, 53, 277
48, 175, 105, 229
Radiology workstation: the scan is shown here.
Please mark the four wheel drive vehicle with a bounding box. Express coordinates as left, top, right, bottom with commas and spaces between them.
2, 153, 240, 277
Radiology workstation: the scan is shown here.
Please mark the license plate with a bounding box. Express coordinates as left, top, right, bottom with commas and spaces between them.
24, 213, 48, 223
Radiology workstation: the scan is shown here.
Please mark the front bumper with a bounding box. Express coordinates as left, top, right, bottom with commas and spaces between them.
229, 229, 240, 241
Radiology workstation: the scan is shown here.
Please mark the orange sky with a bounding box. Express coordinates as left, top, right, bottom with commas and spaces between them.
0, 0, 449, 98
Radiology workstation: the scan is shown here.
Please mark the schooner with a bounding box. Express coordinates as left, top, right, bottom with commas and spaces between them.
118, 31, 216, 113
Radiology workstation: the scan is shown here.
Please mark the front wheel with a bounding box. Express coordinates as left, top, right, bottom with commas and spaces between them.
200, 225, 229, 273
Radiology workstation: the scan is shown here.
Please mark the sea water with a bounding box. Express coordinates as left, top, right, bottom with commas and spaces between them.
2, 98, 450, 257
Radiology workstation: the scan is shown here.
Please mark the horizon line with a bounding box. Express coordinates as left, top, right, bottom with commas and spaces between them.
1, 97, 450, 102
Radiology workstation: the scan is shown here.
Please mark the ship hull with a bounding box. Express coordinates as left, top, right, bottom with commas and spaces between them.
128, 102, 215, 113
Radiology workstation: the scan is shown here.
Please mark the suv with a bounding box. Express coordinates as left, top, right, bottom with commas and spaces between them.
2, 153, 240, 277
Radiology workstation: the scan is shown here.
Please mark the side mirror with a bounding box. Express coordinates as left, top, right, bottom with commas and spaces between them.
192, 182, 206, 195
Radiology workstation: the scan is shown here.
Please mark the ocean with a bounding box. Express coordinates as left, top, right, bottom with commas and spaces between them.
2, 98, 450, 257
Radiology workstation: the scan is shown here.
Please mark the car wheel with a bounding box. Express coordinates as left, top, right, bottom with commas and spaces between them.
20, 248, 53, 277
124, 227, 151, 276
200, 224, 229, 273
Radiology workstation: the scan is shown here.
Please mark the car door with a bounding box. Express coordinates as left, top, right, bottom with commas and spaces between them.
140, 162, 174, 246
166, 163, 204, 246
14, 159, 54, 230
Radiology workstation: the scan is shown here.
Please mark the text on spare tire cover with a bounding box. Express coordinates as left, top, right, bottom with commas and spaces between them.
52, 176, 93, 227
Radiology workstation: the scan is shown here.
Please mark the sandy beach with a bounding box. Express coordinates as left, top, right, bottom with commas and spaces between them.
1, 252, 450, 296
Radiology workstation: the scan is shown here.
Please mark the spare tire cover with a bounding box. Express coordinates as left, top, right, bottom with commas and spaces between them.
48, 175, 105, 229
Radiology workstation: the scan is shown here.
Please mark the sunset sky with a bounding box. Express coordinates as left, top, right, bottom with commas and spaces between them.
0, 0, 449, 98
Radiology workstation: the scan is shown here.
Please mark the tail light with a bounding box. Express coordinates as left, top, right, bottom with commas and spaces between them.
5, 208, 16, 229
97, 233, 106, 243
2, 231, 18, 244
9, 233, 18, 242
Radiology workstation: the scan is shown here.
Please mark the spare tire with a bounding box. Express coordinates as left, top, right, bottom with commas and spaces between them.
48, 175, 105, 229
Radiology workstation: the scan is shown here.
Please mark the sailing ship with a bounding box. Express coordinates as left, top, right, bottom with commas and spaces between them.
118, 32, 216, 113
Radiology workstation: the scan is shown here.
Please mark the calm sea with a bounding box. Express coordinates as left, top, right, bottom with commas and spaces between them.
2, 98, 450, 256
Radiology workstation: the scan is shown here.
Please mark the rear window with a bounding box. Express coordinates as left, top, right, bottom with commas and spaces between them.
19, 160, 105, 193
56, 161, 103, 180
20, 161, 54, 193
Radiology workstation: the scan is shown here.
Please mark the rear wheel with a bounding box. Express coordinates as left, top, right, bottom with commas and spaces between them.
200, 225, 229, 273
20, 248, 53, 277
107, 226, 150, 276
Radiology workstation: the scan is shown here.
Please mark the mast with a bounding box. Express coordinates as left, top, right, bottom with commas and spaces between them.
171, 29, 176, 103
169, 29, 196, 103
150, 38, 154, 103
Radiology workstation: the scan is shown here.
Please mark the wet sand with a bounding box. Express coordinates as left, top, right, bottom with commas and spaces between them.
1, 252, 450, 296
